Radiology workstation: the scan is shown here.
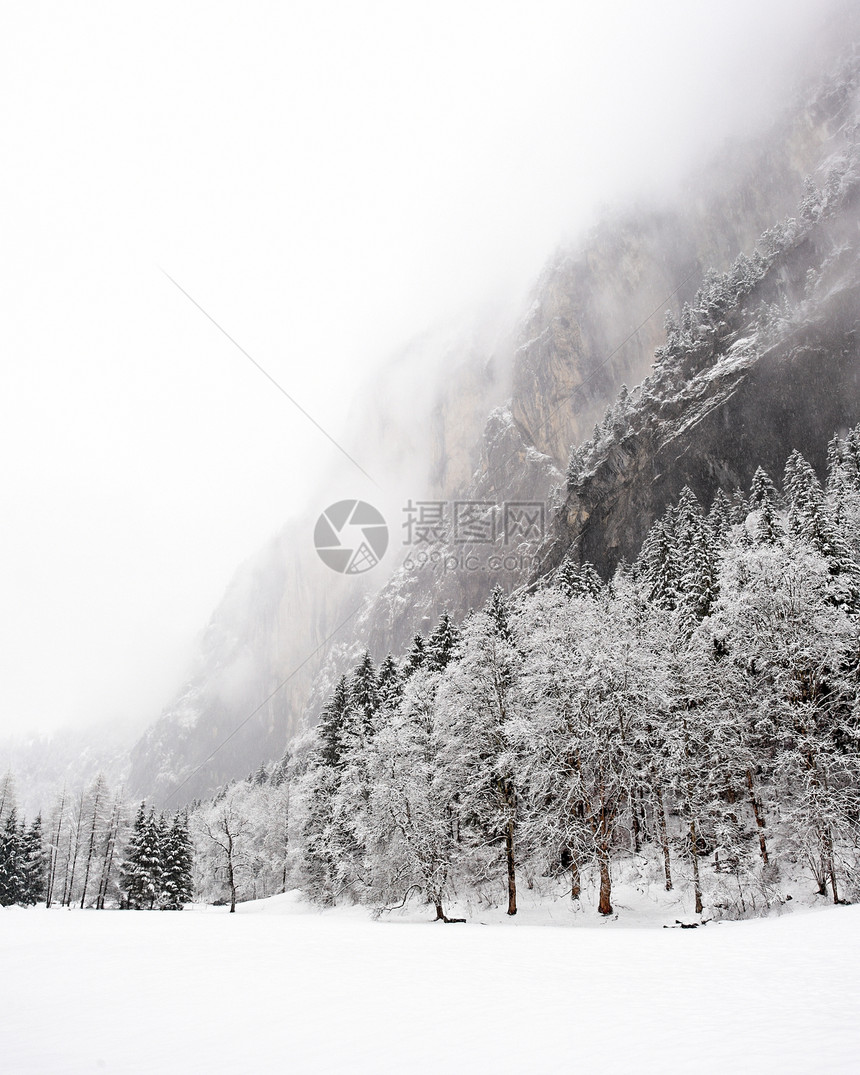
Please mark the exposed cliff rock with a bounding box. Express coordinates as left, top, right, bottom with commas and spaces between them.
127, 21, 860, 805
511, 52, 859, 469
539, 160, 860, 577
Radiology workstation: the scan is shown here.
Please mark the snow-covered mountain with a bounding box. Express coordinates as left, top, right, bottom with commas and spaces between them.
122, 6, 860, 806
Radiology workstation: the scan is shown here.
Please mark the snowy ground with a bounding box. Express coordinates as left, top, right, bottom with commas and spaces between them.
2, 894, 859, 1074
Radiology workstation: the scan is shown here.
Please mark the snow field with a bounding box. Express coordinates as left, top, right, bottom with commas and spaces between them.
1, 897, 859, 1074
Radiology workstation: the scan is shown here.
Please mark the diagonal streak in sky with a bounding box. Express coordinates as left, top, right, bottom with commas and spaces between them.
160, 268, 380, 489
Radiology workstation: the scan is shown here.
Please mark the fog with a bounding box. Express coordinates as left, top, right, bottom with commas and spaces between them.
0, 0, 840, 740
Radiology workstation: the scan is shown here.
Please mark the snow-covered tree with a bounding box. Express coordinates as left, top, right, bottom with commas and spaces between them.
435, 603, 523, 914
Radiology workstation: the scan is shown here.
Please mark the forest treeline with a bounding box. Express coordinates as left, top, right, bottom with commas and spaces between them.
4, 431, 860, 921
3, 153, 860, 918
269, 429, 860, 920
0, 773, 193, 911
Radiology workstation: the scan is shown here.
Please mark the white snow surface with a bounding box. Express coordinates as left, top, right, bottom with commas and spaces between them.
2, 894, 859, 1074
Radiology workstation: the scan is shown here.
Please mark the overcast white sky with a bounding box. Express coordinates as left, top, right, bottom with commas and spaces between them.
0, 0, 834, 739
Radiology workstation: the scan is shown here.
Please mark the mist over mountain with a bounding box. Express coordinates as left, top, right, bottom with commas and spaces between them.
10, 4, 859, 810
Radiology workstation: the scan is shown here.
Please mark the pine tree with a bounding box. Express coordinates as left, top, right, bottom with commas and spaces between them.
350, 652, 379, 738
120, 803, 163, 909
826, 434, 845, 493
783, 450, 827, 546
485, 586, 513, 642
708, 489, 734, 546
377, 655, 402, 710
557, 559, 603, 599
730, 488, 750, 525
402, 634, 427, 678
161, 812, 194, 909
20, 814, 46, 905
0, 809, 23, 906
317, 676, 350, 769
638, 518, 678, 610
675, 488, 718, 620
750, 467, 778, 509
749, 468, 782, 545
426, 612, 460, 672
756, 495, 783, 545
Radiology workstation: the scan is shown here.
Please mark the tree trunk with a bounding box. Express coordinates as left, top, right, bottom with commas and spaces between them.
61, 823, 75, 907
822, 823, 839, 904
570, 851, 581, 901
690, 820, 703, 915
79, 782, 104, 909
654, 787, 673, 891
597, 844, 612, 916
63, 791, 85, 906
746, 769, 769, 866
46, 790, 66, 909
96, 800, 120, 909
504, 817, 517, 915
631, 786, 648, 851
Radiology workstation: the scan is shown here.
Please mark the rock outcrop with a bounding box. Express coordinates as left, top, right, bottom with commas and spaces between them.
127, 19, 860, 804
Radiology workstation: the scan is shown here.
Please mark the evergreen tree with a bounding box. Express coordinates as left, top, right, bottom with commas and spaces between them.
708, 489, 734, 546
426, 612, 460, 672
756, 494, 783, 546
557, 559, 603, 599
485, 586, 513, 642
750, 467, 778, 509
638, 518, 678, 610
120, 804, 163, 909
783, 450, 827, 546
377, 654, 402, 710
730, 488, 750, 525
317, 677, 350, 769
0, 809, 23, 906
350, 652, 379, 738
161, 812, 194, 909
750, 467, 782, 545
402, 634, 427, 678
675, 487, 718, 620
20, 814, 46, 905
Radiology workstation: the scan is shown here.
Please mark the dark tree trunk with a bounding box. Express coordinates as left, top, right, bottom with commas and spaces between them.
822, 824, 839, 905
505, 818, 517, 915
96, 801, 120, 910
597, 845, 612, 916
654, 787, 673, 892
690, 820, 703, 915
570, 851, 581, 901
746, 769, 769, 866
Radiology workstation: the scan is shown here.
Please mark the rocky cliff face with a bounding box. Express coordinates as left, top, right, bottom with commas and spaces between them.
510, 56, 857, 470
539, 189, 860, 579
127, 21, 860, 805
126, 312, 519, 803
